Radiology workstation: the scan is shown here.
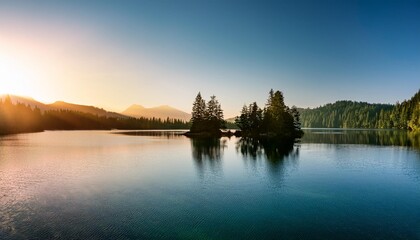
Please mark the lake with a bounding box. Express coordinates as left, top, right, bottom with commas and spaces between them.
0, 129, 419, 239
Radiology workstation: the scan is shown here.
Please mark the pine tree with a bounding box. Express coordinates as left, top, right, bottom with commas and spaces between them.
190, 92, 206, 133
236, 105, 250, 131
290, 106, 301, 132
237, 89, 302, 139
207, 95, 225, 131
408, 103, 420, 131
206, 95, 218, 121
189, 93, 225, 134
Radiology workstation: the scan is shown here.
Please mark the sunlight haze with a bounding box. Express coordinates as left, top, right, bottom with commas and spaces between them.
1, 0, 419, 117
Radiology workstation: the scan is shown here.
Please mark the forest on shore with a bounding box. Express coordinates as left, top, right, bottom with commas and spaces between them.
299, 89, 420, 131
0, 96, 189, 135
1, 89, 418, 135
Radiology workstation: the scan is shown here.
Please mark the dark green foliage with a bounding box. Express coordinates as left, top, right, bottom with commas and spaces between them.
235, 102, 263, 135
189, 93, 225, 134
299, 101, 394, 129
235, 89, 303, 139
0, 97, 190, 135
300, 89, 419, 131
390, 90, 420, 131
408, 103, 420, 132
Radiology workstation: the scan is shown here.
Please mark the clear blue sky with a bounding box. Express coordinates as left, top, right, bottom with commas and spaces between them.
0, 0, 419, 117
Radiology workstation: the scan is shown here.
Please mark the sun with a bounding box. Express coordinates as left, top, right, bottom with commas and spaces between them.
0, 54, 41, 97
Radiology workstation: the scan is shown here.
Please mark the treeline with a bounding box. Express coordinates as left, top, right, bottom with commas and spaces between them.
0, 96, 189, 135
300, 89, 420, 131
235, 89, 303, 139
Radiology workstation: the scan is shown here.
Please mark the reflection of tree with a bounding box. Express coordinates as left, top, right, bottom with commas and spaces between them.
302, 129, 420, 148
115, 131, 184, 138
408, 132, 420, 149
236, 137, 299, 186
190, 138, 227, 180
191, 138, 227, 161
236, 137, 296, 162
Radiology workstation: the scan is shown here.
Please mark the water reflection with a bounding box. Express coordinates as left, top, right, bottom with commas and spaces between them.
236, 137, 298, 162
1, 131, 420, 239
302, 129, 420, 148
236, 137, 300, 186
113, 130, 185, 138
190, 138, 227, 179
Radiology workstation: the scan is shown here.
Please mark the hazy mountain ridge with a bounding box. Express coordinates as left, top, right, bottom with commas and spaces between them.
122, 104, 191, 121
1, 94, 190, 121
48, 101, 127, 119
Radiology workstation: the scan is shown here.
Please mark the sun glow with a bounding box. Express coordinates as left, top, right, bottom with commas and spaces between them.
0, 54, 42, 97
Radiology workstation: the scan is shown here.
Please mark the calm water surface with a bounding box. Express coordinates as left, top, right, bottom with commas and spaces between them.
0, 130, 419, 239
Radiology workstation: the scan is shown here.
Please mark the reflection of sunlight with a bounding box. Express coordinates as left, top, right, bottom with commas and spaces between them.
0, 54, 40, 96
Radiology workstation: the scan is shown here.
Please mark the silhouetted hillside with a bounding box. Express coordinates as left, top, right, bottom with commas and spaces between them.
0, 95, 127, 118
49, 101, 127, 119
0, 96, 189, 134
0, 95, 53, 111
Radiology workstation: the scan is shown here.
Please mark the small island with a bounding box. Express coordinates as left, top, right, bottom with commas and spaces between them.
184, 92, 227, 137
184, 89, 304, 141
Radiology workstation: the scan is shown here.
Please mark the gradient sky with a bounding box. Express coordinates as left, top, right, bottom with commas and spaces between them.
0, 0, 419, 117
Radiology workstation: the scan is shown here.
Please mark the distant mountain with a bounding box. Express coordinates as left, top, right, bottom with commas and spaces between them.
225, 117, 236, 123
0, 95, 127, 118
48, 101, 127, 119
122, 104, 191, 121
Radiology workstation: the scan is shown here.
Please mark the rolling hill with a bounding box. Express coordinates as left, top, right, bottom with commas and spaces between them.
48, 101, 127, 118
1, 95, 126, 118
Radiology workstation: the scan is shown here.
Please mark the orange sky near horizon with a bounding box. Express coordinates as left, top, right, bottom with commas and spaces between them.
0, 19, 170, 114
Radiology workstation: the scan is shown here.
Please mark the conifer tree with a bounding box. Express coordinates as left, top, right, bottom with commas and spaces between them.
190, 93, 225, 134
190, 92, 206, 132
290, 106, 301, 132
237, 89, 302, 139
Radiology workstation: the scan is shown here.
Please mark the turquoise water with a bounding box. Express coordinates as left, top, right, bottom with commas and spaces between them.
0, 130, 419, 239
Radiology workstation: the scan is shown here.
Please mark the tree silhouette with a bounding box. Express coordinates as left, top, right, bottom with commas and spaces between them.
236, 89, 303, 139
190, 92, 207, 133
235, 102, 263, 135
189, 92, 225, 134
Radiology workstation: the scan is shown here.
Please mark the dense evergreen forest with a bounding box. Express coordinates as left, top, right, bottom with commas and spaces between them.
300, 90, 420, 131
235, 89, 303, 139
0, 96, 189, 135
